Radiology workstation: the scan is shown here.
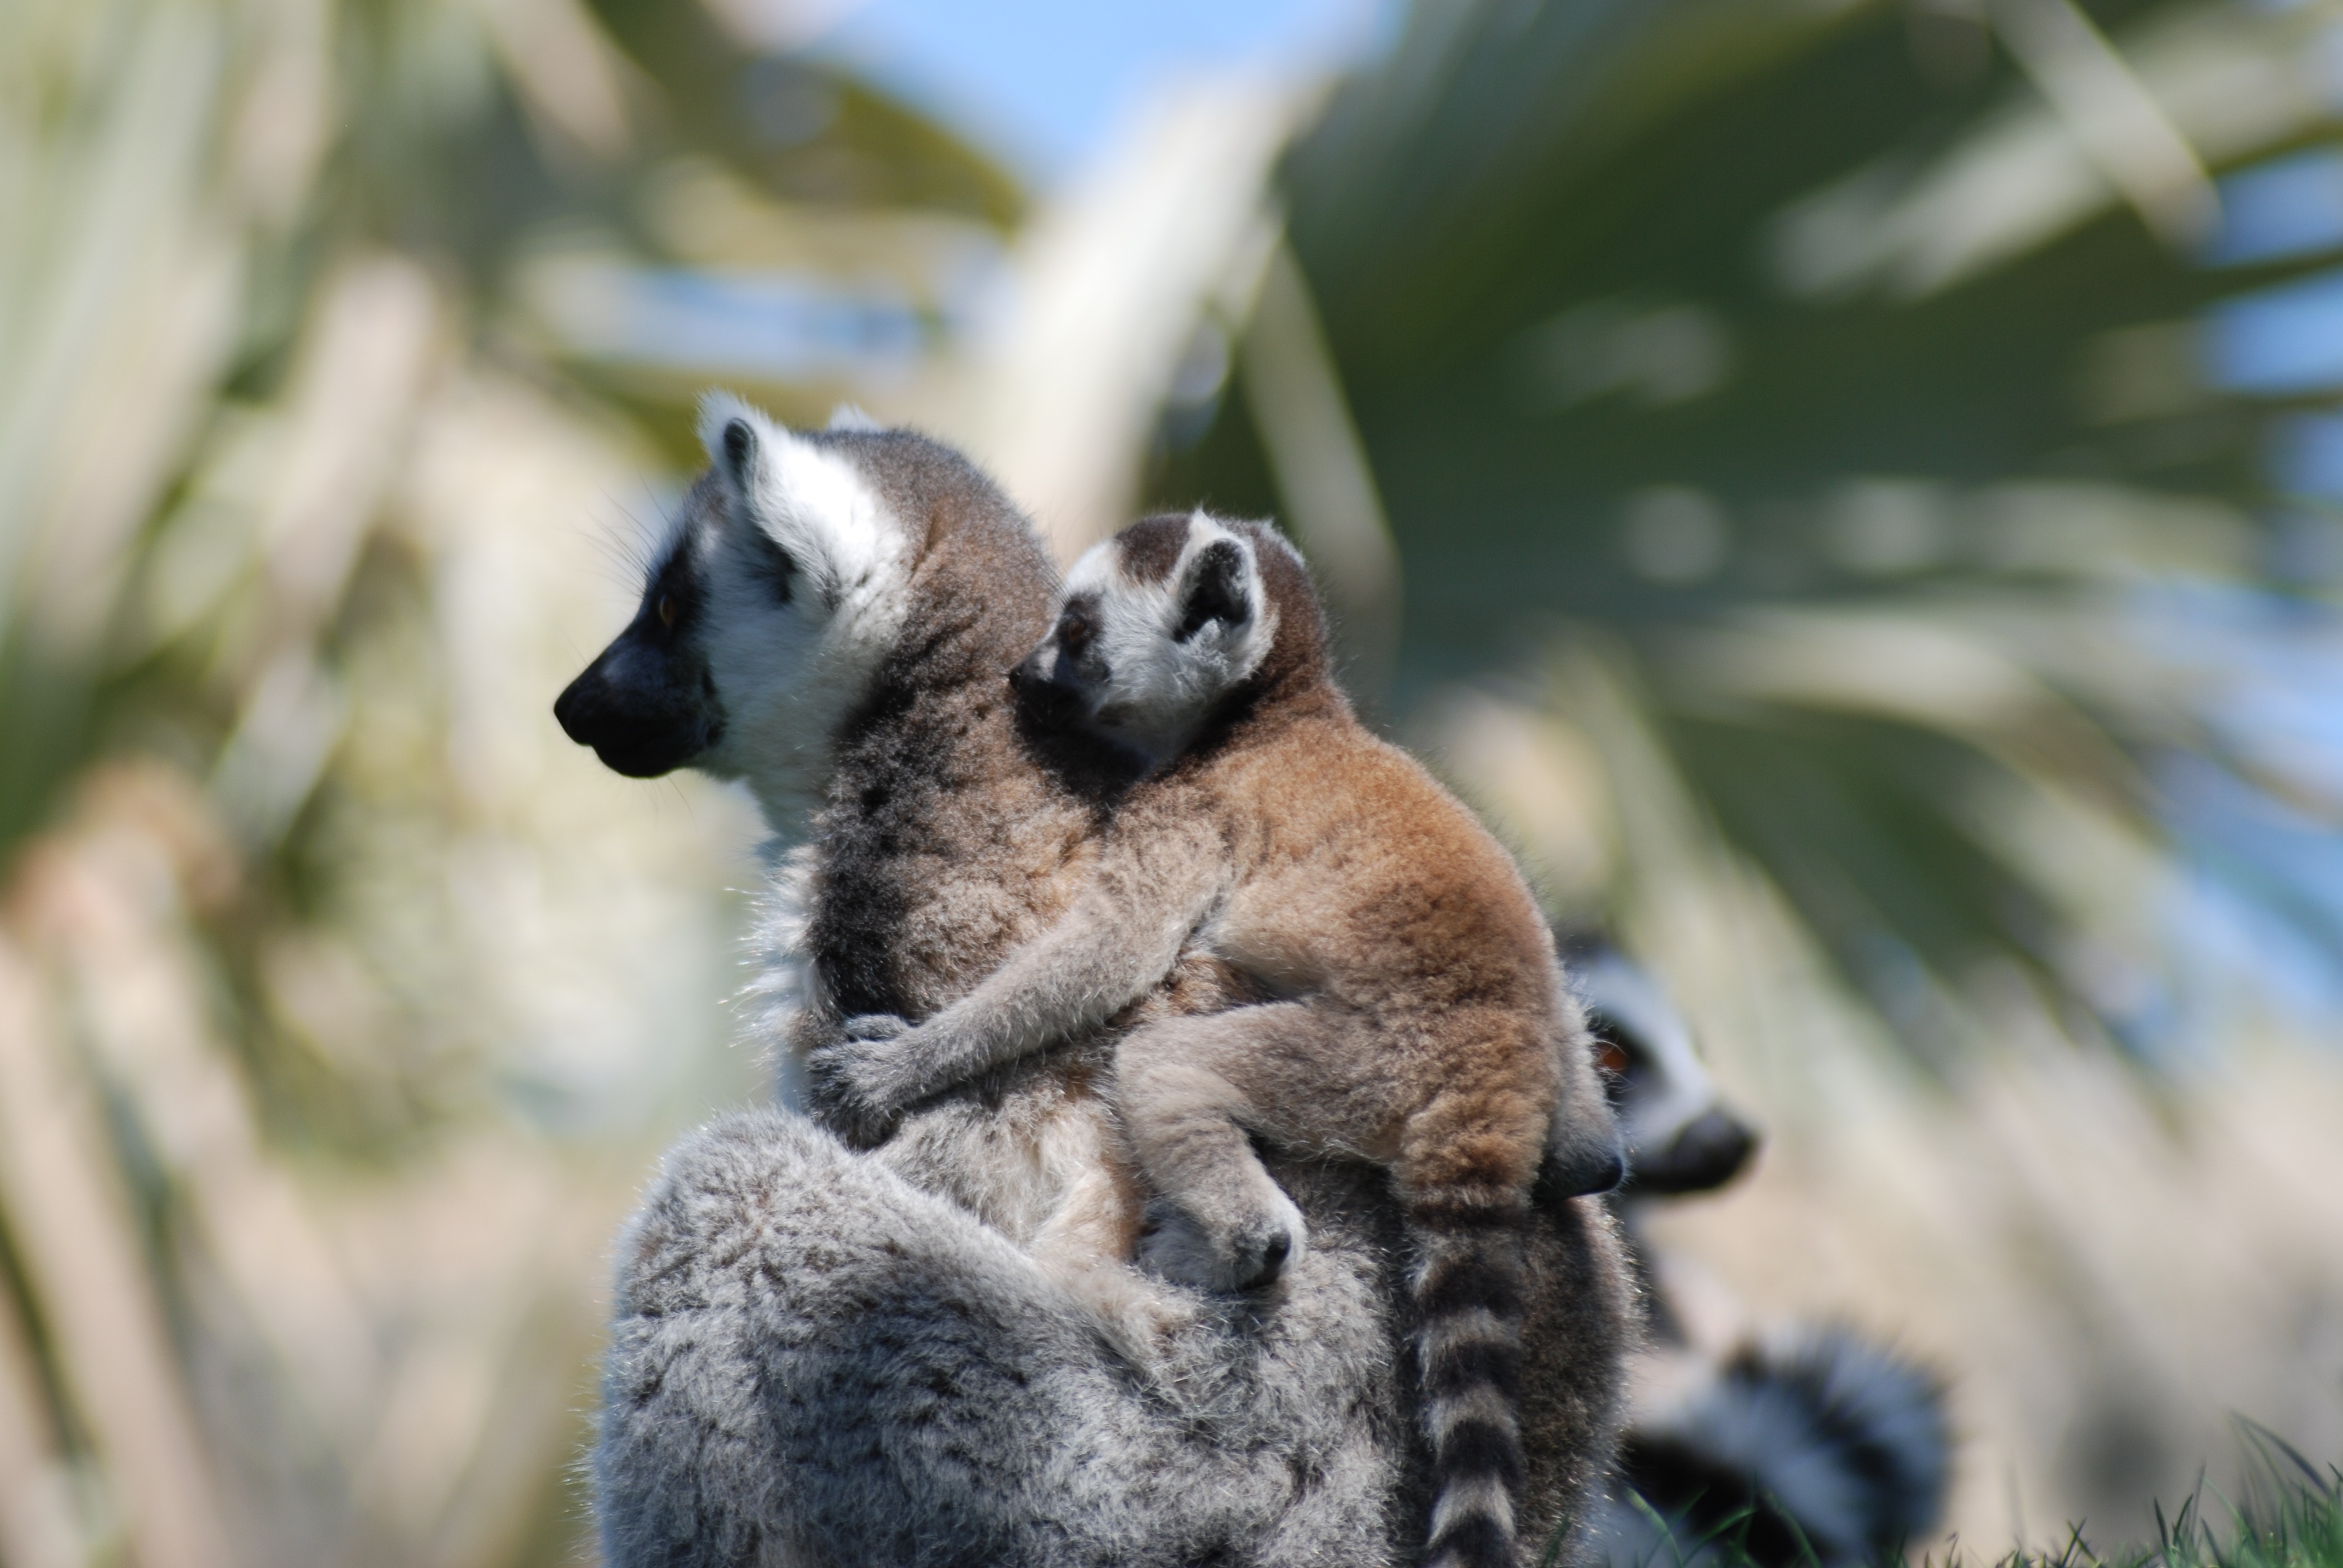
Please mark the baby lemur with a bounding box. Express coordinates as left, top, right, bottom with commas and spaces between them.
811, 511, 1620, 1568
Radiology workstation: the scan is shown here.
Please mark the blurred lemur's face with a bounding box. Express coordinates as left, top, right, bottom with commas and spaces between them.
1009, 511, 1274, 769
1576, 949, 1759, 1197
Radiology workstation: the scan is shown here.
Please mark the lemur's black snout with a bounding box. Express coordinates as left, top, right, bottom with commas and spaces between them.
555, 627, 724, 778
1009, 644, 1089, 728
1628, 1107, 1758, 1197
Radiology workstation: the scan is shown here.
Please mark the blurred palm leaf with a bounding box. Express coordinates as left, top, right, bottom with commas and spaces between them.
588, 0, 1023, 224
0, 1, 1026, 1562
1162, 0, 2343, 1060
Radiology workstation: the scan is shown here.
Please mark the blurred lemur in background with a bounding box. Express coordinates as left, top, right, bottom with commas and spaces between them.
1565, 937, 1953, 1568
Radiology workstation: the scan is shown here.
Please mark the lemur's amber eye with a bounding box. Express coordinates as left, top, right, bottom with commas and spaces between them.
1059, 610, 1092, 654
1597, 1040, 1630, 1076
657, 594, 677, 629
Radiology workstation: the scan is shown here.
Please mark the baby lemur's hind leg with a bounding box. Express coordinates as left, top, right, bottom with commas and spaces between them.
1117, 1002, 1371, 1293
1027, 1143, 1198, 1361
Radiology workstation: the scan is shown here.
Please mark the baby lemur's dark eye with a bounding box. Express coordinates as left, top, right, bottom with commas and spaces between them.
657, 594, 677, 629
1058, 607, 1095, 655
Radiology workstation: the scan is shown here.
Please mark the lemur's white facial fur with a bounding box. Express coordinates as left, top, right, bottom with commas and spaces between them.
1574, 946, 1758, 1197
1012, 511, 1278, 769
689, 393, 915, 829
554, 393, 916, 836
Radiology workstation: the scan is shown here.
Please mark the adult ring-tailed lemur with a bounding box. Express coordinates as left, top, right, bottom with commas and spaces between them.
555, 400, 1633, 1568
1566, 936, 1953, 1568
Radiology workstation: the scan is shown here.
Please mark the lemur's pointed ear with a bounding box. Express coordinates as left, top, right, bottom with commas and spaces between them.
696, 391, 768, 498
1176, 538, 1251, 642
722, 417, 756, 477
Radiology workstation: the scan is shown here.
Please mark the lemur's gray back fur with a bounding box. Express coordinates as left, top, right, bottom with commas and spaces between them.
573, 409, 1631, 1566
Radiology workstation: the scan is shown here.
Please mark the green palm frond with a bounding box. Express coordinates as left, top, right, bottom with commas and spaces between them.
1159, 0, 2343, 1057
0, 4, 1025, 1560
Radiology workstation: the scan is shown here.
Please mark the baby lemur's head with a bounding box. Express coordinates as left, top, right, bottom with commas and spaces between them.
1012, 512, 1326, 767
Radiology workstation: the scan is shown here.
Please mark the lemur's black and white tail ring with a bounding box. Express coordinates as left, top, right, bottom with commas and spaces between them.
1414, 1204, 1533, 1568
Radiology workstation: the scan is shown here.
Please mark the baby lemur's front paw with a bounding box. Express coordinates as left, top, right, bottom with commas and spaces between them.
841, 1013, 911, 1044
1136, 1191, 1308, 1293
805, 1016, 917, 1150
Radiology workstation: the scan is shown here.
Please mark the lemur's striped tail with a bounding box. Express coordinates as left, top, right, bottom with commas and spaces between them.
1412, 1201, 1533, 1568
1598, 1328, 1950, 1568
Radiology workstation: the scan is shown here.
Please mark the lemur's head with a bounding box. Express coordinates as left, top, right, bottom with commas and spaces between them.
1010, 511, 1293, 768
555, 394, 1044, 828
1568, 939, 1760, 1198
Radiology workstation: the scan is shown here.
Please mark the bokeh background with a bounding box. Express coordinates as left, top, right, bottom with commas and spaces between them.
4, 0, 2342, 1563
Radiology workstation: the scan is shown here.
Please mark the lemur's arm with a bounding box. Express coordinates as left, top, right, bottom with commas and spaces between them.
806, 815, 1225, 1144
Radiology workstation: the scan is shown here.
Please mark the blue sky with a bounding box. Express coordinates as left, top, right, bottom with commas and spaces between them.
805, 0, 1392, 181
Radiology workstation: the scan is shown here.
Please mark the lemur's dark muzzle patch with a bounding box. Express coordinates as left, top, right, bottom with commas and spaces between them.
556, 627, 724, 778
1626, 1107, 1758, 1197
1008, 646, 1089, 728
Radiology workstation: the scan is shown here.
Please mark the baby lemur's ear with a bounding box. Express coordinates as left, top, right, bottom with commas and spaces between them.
1176, 538, 1251, 642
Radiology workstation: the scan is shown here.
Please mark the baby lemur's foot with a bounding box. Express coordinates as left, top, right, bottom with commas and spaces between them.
1136, 1190, 1307, 1293
1064, 1270, 1198, 1370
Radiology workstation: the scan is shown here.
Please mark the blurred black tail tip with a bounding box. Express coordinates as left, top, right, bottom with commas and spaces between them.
1602, 1327, 1952, 1568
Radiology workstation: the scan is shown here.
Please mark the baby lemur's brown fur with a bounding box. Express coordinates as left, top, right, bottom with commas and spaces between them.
811, 511, 1620, 1568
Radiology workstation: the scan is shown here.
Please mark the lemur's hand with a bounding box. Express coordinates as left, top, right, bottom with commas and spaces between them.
806, 1015, 917, 1149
